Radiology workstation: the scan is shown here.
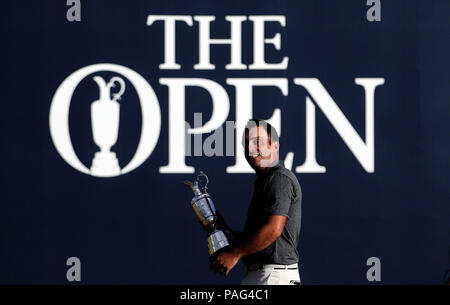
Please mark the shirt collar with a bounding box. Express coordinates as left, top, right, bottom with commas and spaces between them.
254, 160, 284, 183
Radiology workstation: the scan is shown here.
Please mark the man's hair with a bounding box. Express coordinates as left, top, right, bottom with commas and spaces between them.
241, 119, 280, 146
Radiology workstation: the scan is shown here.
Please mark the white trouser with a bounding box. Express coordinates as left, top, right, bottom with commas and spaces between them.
241, 264, 301, 285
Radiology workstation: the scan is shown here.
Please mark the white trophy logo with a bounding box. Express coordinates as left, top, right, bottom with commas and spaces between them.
49, 63, 161, 177
90, 76, 125, 177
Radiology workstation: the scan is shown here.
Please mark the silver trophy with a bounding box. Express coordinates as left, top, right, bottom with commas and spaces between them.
184, 171, 232, 257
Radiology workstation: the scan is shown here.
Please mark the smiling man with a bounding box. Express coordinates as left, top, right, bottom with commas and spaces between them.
211, 119, 302, 285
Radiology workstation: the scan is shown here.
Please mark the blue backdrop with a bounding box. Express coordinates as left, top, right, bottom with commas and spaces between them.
0, 0, 449, 284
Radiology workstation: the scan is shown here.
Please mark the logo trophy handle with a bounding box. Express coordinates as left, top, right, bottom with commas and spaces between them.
184, 171, 233, 257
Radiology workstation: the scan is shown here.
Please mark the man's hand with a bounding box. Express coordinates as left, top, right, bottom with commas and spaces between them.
210, 247, 241, 276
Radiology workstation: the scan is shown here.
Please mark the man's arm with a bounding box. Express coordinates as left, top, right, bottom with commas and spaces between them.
234, 215, 286, 257
211, 215, 286, 275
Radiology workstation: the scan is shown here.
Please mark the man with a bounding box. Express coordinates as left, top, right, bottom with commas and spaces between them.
210, 119, 302, 285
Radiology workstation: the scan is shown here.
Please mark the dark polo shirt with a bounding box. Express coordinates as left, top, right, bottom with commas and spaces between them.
242, 160, 302, 267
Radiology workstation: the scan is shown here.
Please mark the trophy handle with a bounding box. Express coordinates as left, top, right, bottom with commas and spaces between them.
109, 77, 126, 102
197, 171, 209, 193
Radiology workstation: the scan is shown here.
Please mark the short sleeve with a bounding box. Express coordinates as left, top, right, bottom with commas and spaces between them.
262, 173, 294, 216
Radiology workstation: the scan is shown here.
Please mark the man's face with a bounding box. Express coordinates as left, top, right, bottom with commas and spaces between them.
244, 126, 279, 171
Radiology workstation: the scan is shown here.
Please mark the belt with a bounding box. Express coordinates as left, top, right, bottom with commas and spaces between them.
247, 263, 298, 271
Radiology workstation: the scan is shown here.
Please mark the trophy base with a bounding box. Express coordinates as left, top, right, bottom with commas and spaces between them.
208, 230, 231, 256
90, 152, 121, 177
